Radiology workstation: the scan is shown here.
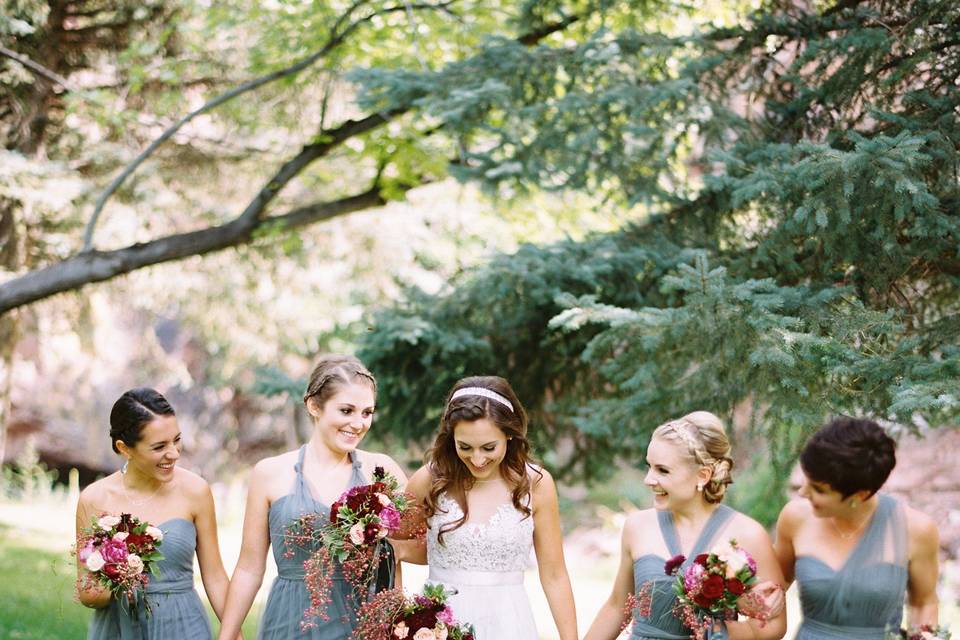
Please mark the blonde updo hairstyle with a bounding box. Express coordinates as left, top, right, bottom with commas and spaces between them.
652, 411, 733, 504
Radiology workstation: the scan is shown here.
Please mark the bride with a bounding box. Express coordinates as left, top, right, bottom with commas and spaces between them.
404, 376, 578, 640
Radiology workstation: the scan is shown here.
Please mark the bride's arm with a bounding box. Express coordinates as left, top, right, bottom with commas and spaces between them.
905, 507, 939, 627
388, 465, 430, 565
531, 468, 578, 640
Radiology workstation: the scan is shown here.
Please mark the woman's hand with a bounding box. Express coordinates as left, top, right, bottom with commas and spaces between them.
738, 580, 785, 620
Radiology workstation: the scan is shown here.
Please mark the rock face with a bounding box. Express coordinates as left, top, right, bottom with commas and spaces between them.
884, 428, 960, 559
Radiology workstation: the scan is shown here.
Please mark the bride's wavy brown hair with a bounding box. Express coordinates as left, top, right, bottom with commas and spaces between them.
425, 376, 540, 543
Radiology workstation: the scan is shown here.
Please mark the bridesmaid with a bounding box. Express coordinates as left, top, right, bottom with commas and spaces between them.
585, 411, 787, 640
217, 354, 407, 640
774, 417, 940, 638
75, 388, 233, 639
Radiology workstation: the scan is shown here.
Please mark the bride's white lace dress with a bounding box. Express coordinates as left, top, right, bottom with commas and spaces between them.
427, 493, 539, 639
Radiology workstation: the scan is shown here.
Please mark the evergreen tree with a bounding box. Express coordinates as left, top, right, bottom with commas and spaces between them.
356, 0, 960, 516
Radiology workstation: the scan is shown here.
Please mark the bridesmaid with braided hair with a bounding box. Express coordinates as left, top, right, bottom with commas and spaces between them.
217, 354, 407, 640
585, 411, 787, 640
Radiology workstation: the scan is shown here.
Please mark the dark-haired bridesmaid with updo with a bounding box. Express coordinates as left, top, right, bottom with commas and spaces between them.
774, 417, 941, 639
75, 388, 234, 639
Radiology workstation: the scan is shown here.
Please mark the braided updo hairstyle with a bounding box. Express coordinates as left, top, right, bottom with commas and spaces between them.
652, 411, 734, 504
109, 388, 175, 454
800, 416, 896, 498
303, 354, 377, 412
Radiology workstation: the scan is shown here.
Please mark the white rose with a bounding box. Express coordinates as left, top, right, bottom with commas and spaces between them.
349, 523, 365, 545
85, 550, 105, 572
126, 554, 144, 574
98, 515, 121, 530
113, 531, 129, 542
145, 525, 164, 542
724, 550, 748, 577
377, 493, 392, 507
393, 621, 409, 638
412, 629, 435, 640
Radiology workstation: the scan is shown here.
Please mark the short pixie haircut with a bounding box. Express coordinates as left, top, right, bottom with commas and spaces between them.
799, 416, 896, 498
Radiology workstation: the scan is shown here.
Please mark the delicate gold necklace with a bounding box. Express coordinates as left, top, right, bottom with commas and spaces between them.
830, 511, 872, 540
121, 469, 163, 507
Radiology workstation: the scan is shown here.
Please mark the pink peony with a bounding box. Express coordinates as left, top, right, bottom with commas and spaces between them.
436, 606, 456, 626
100, 537, 129, 565
78, 540, 95, 563
683, 563, 705, 593
378, 505, 401, 531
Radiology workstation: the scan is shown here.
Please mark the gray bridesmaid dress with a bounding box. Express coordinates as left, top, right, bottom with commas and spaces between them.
256, 445, 368, 639
629, 504, 737, 640
87, 518, 213, 640
794, 494, 908, 639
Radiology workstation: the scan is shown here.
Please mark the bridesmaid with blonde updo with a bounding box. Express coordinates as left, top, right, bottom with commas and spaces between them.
585, 411, 787, 640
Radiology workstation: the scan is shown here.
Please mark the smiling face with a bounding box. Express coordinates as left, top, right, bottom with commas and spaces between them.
119, 414, 182, 482
309, 382, 376, 454
644, 435, 710, 510
452, 418, 509, 480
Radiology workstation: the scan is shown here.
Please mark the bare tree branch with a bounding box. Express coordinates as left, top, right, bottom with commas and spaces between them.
0, 13, 581, 315
0, 45, 74, 92
82, 0, 458, 251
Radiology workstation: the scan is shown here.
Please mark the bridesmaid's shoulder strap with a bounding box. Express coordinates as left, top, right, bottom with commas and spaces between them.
656, 509, 682, 557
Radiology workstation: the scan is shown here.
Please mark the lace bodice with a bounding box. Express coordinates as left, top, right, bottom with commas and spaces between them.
427, 493, 535, 573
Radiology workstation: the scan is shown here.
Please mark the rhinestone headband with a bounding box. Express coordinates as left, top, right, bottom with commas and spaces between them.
450, 387, 514, 412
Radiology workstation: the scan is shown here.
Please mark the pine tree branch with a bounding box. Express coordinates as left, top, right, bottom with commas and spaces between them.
0, 45, 74, 92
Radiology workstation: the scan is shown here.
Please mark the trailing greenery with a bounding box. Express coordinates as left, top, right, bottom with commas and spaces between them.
355, 0, 960, 514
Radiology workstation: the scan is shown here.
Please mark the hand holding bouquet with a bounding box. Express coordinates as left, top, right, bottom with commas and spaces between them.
352, 583, 475, 640
75, 513, 164, 617
284, 466, 423, 629
665, 539, 764, 639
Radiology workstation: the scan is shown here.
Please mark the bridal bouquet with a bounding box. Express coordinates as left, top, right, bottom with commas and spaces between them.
75, 513, 165, 618
284, 466, 423, 629
352, 583, 476, 640
887, 625, 952, 640
635, 539, 764, 640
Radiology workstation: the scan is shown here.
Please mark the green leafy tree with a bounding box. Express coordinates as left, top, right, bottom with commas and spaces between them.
356, 0, 960, 517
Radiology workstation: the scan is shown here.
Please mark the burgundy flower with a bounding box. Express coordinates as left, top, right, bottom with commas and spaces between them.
694, 553, 710, 567
373, 466, 386, 481
330, 501, 342, 524
725, 578, 745, 595
664, 554, 686, 576
693, 592, 715, 608
701, 574, 725, 599
363, 522, 381, 544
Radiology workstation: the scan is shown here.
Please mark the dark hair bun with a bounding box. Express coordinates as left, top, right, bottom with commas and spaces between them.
109, 388, 175, 454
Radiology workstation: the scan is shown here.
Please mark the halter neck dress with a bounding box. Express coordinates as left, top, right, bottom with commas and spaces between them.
629, 504, 737, 639
794, 494, 908, 639
257, 445, 370, 639
87, 518, 213, 640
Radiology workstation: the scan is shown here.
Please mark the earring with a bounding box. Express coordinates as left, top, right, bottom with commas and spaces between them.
121, 460, 129, 474
696, 483, 703, 492
850, 499, 859, 509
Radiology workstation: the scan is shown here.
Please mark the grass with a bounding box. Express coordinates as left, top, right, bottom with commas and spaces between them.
0, 536, 91, 639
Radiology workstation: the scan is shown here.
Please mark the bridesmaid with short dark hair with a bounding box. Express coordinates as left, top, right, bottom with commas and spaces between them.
76, 387, 234, 639
774, 416, 940, 639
